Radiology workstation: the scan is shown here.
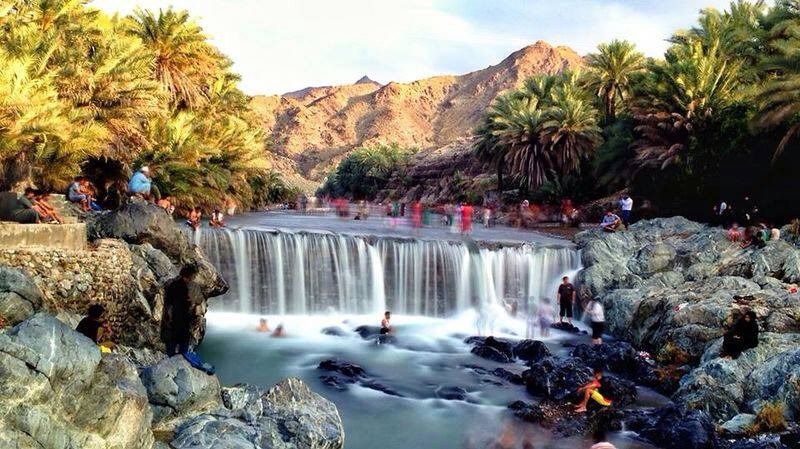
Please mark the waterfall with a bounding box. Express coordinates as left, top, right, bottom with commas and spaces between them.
192, 228, 581, 316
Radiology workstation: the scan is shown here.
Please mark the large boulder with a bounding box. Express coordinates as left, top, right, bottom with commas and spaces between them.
675, 333, 800, 422
625, 404, 719, 449
140, 356, 222, 431
172, 378, 344, 449
570, 342, 661, 391
522, 357, 593, 401
0, 264, 43, 326
513, 339, 551, 363
0, 314, 154, 449
466, 336, 515, 363
317, 359, 400, 396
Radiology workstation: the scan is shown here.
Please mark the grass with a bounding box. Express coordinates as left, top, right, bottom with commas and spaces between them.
744, 401, 788, 435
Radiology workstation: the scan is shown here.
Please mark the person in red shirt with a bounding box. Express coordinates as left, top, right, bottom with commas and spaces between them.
411, 201, 423, 233
575, 370, 612, 412
460, 203, 474, 236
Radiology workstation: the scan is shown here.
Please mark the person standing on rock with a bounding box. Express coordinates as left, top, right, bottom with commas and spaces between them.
586, 298, 606, 345
619, 195, 633, 229
163, 264, 199, 356
557, 276, 576, 326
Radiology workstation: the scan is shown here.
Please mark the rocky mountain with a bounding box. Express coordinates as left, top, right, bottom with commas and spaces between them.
250, 41, 583, 187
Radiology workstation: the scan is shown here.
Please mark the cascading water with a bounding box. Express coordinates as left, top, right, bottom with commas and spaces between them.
191, 227, 581, 316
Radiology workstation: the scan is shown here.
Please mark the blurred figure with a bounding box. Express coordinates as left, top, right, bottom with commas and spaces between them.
380, 311, 394, 335
590, 428, 617, 449
411, 200, 423, 234
461, 203, 474, 236
186, 207, 202, 230
538, 297, 554, 338
483, 206, 492, 228
272, 324, 286, 338
210, 208, 226, 228
256, 318, 270, 333
727, 223, 742, 242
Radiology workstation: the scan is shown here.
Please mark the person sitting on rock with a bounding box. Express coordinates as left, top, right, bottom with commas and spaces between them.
67, 176, 101, 211
720, 310, 759, 360
210, 208, 225, 228
600, 210, 622, 233
186, 207, 202, 230
32, 190, 64, 224
380, 311, 394, 335
157, 196, 175, 215
163, 264, 199, 356
256, 318, 270, 333
575, 369, 612, 412
76, 304, 114, 353
726, 223, 742, 242
271, 324, 286, 338
0, 189, 40, 223
590, 427, 617, 449
127, 166, 153, 200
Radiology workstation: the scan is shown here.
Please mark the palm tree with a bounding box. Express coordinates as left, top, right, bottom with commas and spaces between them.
127, 7, 220, 109
542, 88, 603, 174
493, 98, 551, 191
473, 92, 524, 192
586, 39, 645, 124
754, 2, 800, 161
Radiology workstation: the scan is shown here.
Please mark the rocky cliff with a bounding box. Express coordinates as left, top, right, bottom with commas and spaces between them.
251, 41, 582, 185
576, 217, 800, 436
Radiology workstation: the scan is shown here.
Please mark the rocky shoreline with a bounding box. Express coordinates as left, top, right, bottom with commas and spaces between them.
0, 203, 345, 449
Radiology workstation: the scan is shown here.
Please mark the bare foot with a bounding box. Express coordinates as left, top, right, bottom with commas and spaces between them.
574, 406, 587, 413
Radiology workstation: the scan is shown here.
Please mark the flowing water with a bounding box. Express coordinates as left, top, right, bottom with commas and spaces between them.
191, 227, 581, 315
191, 217, 664, 449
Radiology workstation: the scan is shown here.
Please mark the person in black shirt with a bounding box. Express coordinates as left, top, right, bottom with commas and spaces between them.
163, 264, 199, 356
721, 310, 759, 359
76, 304, 112, 346
557, 276, 576, 325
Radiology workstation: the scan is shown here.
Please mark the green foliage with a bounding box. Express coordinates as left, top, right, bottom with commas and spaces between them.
473, 71, 603, 193
0, 0, 280, 211
317, 143, 417, 199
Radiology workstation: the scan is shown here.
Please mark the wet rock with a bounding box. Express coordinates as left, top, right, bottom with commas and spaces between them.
221, 383, 264, 421
522, 357, 593, 401
597, 374, 637, 407
317, 359, 401, 397
140, 355, 222, 431
354, 325, 381, 339
551, 321, 581, 333
321, 326, 349, 337
570, 342, 661, 391
0, 264, 43, 326
172, 378, 344, 449
721, 413, 757, 436
513, 339, 551, 362
508, 401, 545, 423
435, 386, 468, 401
0, 314, 153, 449
462, 364, 523, 385
625, 404, 719, 449
467, 336, 515, 363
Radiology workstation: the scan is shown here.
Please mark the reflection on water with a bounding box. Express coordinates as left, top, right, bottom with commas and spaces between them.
198, 312, 663, 449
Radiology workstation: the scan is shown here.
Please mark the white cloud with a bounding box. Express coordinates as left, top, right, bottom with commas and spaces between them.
90, 0, 736, 95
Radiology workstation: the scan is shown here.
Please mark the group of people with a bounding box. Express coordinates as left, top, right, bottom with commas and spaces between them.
0, 188, 67, 224
255, 318, 285, 337
726, 221, 784, 249
556, 276, 606, 344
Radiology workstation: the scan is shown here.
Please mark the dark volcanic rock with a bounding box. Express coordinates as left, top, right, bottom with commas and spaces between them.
435, 386, 468, 401
508, 401, 545, 423
317, 358, 401, 396
513, 339, 551, 363
354, 325, 381, 339
321, 326, 349, 337
551, 322, 582, 333
625, 404, 719, 449
467, 336, 515, 363
570, 342, 662, 391
462, 364, 523, 385
522, 357, 593, 401
597, 374, 637, 407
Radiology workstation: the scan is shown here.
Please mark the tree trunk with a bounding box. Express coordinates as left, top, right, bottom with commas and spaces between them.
496, 157, 504, 193
605, 88, 616, 125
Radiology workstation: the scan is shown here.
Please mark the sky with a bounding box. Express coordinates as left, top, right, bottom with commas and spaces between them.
91, 0, 734, 96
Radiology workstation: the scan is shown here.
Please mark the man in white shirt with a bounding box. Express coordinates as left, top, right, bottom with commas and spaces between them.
619, 195, 633, 229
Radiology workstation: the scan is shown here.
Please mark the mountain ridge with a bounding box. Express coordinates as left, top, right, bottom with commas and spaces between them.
250, 40, 584, 188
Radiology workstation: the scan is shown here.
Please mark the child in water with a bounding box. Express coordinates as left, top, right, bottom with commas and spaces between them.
271, 324, 286, 338
256, 318, 270, 333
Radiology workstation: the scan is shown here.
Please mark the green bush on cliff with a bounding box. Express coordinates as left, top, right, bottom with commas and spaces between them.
317, 143, 417, 199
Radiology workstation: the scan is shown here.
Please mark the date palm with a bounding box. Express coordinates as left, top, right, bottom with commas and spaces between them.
586, 39, 644, 124
542, 87, 603, 173
127, 7, 220, 109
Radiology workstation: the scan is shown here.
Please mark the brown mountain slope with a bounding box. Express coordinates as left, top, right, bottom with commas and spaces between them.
250, 41, 583, 187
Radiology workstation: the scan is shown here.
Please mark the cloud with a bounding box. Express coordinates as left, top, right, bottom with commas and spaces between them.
90, 0, 735, 95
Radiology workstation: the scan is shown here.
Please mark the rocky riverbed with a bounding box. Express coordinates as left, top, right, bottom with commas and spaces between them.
0, 203, 345, 449
576, 217, 800, 445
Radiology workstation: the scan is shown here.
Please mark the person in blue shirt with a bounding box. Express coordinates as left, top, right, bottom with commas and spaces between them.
128, 166, 152, 199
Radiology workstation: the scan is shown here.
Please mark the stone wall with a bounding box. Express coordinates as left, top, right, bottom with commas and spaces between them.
0, 239, 159, 346
0, 222, 87, 250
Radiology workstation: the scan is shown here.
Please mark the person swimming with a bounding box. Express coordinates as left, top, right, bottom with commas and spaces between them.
256, 318, 270, 333
271, 324, 286, 338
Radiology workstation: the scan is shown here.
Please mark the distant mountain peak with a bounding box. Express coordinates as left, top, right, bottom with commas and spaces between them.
355, 75, 379, 85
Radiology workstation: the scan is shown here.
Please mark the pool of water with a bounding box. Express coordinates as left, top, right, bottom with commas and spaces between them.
198, 312, 665, 449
